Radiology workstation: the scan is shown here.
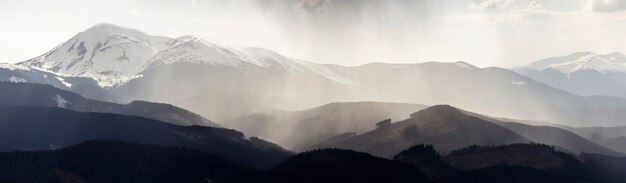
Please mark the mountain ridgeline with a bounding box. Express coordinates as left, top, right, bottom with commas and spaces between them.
0, 105, 291, 170
0, 82, 219, 127
3, 23, 626, 127
309, 105, 623, 157
2, 23, 626, 182
1, 141, 624, 183
517, 52, 626, 99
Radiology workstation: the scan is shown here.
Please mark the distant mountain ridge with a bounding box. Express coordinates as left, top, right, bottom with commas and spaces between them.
311, 105, 531, 157
0, 82, 219, 127
4, 23, 626, 128
0, 105, 291, 169
0, 140, 261, 183
228, 101, 428, 150
18, 23, 169, 87
14, 23, 354, 88
517, 51, 626, 98
311, 105, 623, 157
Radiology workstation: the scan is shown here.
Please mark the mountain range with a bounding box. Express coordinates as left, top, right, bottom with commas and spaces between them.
228, 101, 428, 150
517, 52, 626, 98
0, 104, 290, 169
2, 24, 626, 128
0, 82, 219, 127
2, 140, 623, 183
2, 22, 626, 182
310, 105, 623, 157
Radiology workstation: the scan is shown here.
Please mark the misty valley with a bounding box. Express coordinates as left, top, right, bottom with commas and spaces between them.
3, 5, 626, 182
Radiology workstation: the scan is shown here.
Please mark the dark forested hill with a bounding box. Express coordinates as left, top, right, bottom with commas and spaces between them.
268, 148, 430, 183
0, 105, 291, 169
0, 141, 623, 183
0, 82, 219, 127
313, 105, 529, 157
0, 140, 260, 183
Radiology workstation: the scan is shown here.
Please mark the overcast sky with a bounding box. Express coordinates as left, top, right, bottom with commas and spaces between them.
1, 0, 626, 67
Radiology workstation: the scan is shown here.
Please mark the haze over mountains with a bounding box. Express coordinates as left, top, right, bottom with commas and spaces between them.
3, 23, 626, 182
2, 23, 626, 128
517, 51, 626, 99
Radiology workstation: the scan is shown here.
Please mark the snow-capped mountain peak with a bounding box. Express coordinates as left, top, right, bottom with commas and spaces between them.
148, 35, 307, 72
18, 23, 170, 87
147, 35, 253, 68
525, 52, 626, 74
13, 23, 356, 88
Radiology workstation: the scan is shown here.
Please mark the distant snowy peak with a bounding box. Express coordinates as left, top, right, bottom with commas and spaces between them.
526, 52, 626, 74
15, 23, 357, 87
148, 35, 306, 72
147, 35, 252, 68
19, 23, 170, 87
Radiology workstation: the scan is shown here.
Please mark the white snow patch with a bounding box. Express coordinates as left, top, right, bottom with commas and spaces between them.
19, 24, 166, 87
9, 76, 26, 83
298, 61, 359, 85
544, 53, 626, 74
0, 63, 31, 71
453, 61, 475, 70
55, 95, 68, 108
56, 76, 73, 88
510, 81, 528, 86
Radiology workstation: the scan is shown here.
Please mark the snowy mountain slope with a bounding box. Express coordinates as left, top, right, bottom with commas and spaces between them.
146, 35, 252, 69
18, 23, 170, 87
15, 24, 354, 88
518, 52, 626, 98
9, 23, 626, 128
146, 35, 350, 79
529, 52, 626, 74
0, 63, 107, 100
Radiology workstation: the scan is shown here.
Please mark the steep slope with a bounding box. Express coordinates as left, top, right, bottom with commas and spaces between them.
0, 82, 219, 127
18, 23, 169, 87
313, 105, 530, 157
229, 101, 428, 150
0, 140, 260, 183
0, 106, 291, 169
0, 64, 107, 100
15, 23, 354, 90
518, 52, 626, 98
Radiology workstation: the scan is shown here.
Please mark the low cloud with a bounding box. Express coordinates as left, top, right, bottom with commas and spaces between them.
584, 0, 626, 12
294, 0, 330, 16
469, 1, 547, 26
471, 0, 514, 11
